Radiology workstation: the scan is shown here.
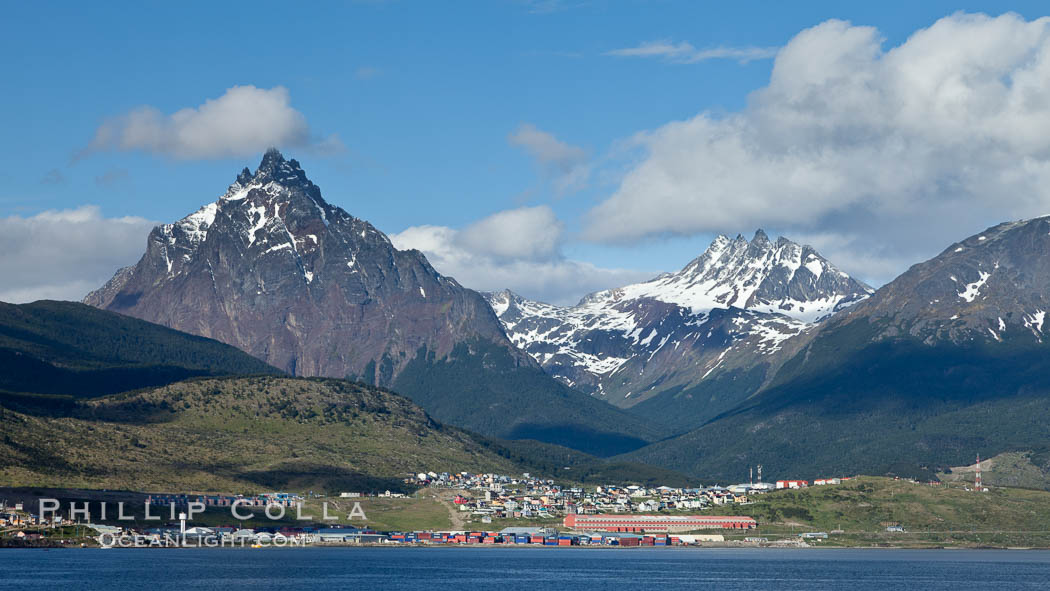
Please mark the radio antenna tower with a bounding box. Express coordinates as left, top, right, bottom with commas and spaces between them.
749, 466, 754, 486
757, 465, 763, 484
974, 454, 983, 492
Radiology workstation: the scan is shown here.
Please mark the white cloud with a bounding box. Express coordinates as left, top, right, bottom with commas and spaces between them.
587, 13, 1050, 284
83, 85, 342, 160
606, 40, 778, 64
0, 206, 155, 304
390, 206, 653, 305
457, 205, 564, 261
785, 231, 919, 287
508, 123, 590, 194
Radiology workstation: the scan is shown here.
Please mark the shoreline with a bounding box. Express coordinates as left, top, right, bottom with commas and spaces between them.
7, 540, 1049, 551
6, 544, 1050, 551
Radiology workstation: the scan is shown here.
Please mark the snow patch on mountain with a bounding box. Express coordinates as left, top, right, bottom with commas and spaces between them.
958, 270, 991, 303
1024, 310, 1046, 338
246, 203, 268, 246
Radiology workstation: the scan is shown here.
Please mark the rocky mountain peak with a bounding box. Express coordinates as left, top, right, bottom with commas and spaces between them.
485, 230, 873, 419
260, 146, 285, 167
486, 288, 522, 316
123, 149, 349, 287
248, 148, 313, 189
84, 151, 517, 379
647, 231, 872, 323
832, 215, 1050, 345
224, 148, 323, 205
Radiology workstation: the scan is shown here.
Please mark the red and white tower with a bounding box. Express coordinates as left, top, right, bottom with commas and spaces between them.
974, 454, 983, 492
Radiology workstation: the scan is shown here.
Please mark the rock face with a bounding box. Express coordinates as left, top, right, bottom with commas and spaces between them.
623, 217, 1050, 480
86, 149, 514, 379
819, 217, 1050, 346
485, 231, 871, 430
85, 150, 657, 454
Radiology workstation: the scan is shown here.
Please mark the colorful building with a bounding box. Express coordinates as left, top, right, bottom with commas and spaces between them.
563, 513, 757, 532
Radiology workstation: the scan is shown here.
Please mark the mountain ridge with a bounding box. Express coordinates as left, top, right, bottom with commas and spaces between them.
622, 216, 1050, 479
0, 300, 280, 404
485, 231, 871, 431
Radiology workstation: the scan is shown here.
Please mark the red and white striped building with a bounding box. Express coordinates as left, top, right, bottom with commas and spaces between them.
563, 513, 757, 533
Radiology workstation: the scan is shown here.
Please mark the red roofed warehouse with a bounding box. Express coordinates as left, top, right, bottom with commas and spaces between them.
564, 514, 757, 533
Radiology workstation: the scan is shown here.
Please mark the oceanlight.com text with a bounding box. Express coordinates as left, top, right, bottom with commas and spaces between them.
97, 532, 312, 548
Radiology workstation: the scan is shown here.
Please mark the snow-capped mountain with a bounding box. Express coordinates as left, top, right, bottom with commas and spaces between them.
485, 231, 872, 429
821, 216, 1050, 345
611, 230, 869, 324
624, 216, 1050, 480
86, 148, 511, 378
84, 150, 657, 453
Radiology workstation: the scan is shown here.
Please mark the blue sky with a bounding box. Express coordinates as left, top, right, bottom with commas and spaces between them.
5, 1, 1050, 304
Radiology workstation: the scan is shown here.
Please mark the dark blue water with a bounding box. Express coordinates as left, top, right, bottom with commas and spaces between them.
2, 547, 1049, 589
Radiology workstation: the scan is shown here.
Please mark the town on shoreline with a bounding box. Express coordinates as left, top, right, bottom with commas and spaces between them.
5, 467, 1035, 550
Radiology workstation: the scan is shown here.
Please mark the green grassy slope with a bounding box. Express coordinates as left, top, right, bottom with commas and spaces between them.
0, 300, 280, 400
0, 376, 522, 493
714, 476, 1050, 548
939, 450, 1050, 491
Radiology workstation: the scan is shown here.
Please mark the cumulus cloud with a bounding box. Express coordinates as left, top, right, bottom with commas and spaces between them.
606, 40, 778, 64
0, 206, 155, 303
82, 85, 341, 160
457, 205, 564, 261
390, 206, 653, 305
587, 13, 1050, 284
508, 123, 590, 194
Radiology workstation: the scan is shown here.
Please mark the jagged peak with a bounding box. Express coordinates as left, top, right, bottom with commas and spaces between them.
486, 288, 520, 302
214, 151, 334, 218
252, 148, 311, 188
691, 230, 793, 271
485, 289, 526, 317
157, 151, 343, 259
221, 149, 317, 199
259, 146, 285, 169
